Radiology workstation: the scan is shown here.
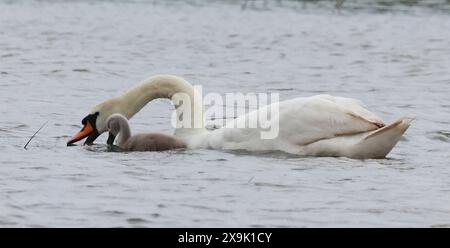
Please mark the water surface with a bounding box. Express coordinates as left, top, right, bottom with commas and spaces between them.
1, 0, 450, 227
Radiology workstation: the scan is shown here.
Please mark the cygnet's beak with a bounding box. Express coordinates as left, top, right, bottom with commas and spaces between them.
107, 132, 116, 146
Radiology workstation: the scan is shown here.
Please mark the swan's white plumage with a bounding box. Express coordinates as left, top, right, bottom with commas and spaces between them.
205, 96, 379, 146
88, 75, 411, 159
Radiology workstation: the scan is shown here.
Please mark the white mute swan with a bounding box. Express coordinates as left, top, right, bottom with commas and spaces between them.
106, 113, 186, 152
67, 74, 412, 159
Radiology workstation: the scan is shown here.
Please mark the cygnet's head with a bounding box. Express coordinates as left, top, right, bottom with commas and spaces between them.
106, 113, 129, 145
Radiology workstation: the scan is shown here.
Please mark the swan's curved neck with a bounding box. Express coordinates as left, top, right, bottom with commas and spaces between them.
117, 75, 205, 134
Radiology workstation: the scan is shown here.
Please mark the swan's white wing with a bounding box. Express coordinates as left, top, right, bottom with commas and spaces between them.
314, 94, 384, 128
279, 95, 384, 146
207, 95, 385, 150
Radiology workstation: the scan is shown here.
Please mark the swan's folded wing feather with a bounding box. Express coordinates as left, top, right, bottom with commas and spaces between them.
208, 95, 386, 150
314, 94, 385, 127
279, 95, 384, 146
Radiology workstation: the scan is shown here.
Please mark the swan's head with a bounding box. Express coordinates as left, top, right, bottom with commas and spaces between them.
67, 98, 122, 146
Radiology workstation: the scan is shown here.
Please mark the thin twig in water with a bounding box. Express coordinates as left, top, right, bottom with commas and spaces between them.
23, 120, 48, 150
246, 176, 255, 185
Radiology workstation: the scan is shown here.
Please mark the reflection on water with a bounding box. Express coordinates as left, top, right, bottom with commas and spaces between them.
1, 0, 450, 227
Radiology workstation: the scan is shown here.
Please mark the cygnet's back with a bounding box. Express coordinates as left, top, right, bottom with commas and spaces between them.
122, 133, 186, 152
106, 113, 186, 152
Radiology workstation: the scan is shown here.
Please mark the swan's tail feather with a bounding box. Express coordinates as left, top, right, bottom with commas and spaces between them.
351, 117, 413, 159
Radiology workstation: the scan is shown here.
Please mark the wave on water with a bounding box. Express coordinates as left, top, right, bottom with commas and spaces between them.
427, 130, 450, 143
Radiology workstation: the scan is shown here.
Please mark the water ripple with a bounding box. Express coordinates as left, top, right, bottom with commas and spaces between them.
1, 0, 450, 228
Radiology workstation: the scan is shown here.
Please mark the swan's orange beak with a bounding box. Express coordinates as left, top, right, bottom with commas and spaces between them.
67, 122, 94, 146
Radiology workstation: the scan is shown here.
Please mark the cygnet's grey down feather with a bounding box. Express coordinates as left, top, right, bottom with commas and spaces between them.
107, 113, 186, 152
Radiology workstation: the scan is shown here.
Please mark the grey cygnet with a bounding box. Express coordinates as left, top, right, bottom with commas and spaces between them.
106, 113, 186, 151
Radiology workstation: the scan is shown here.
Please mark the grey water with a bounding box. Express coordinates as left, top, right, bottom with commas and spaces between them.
1, 0, 450, 227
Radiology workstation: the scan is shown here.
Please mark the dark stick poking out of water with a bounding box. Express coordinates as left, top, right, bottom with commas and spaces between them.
23, 121, 48, 150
